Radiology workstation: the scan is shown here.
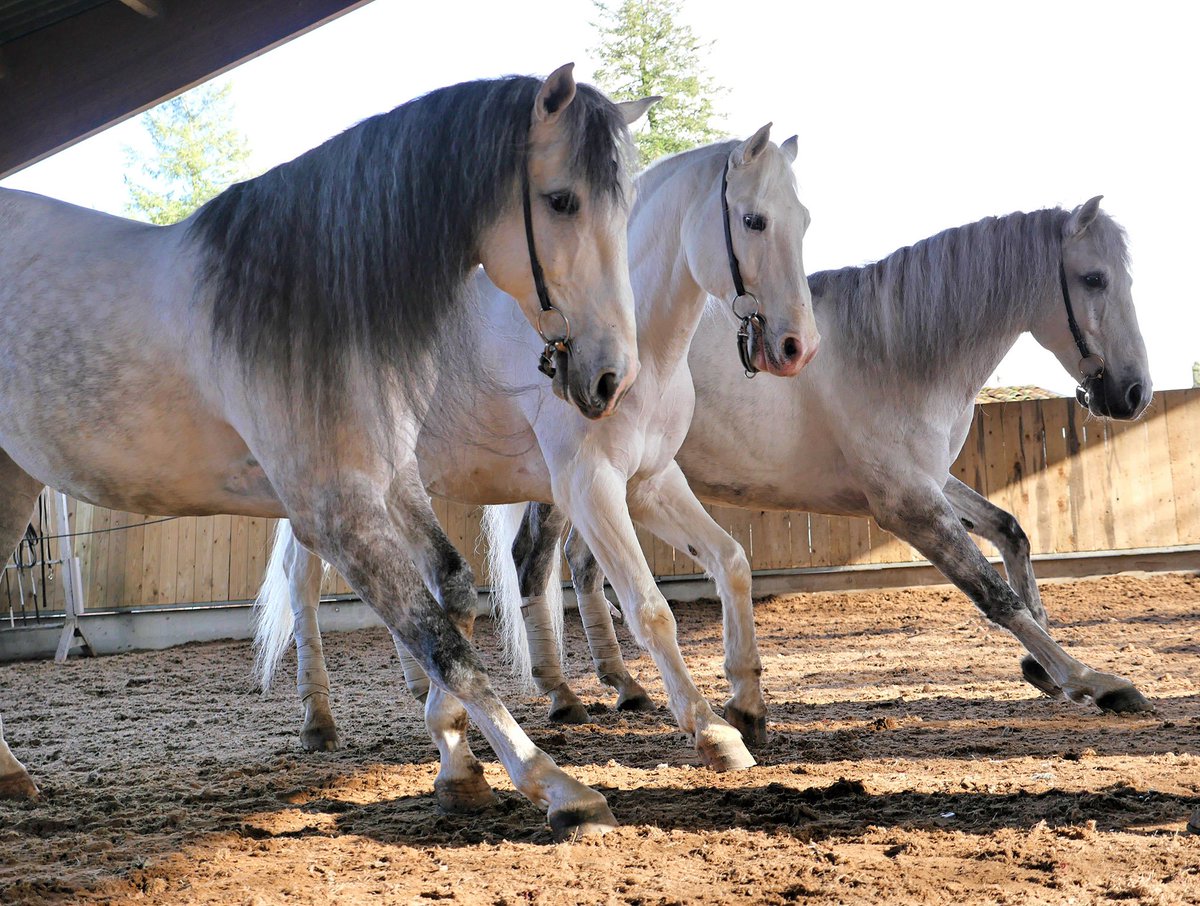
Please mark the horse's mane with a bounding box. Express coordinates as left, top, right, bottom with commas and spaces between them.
190, 75, 632, 422
809, 207, 1129, 380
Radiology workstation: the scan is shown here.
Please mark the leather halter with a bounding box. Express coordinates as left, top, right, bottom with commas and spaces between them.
522, 167, 571, 380
1058, 258, 1106, 408
721, 158, 765, 378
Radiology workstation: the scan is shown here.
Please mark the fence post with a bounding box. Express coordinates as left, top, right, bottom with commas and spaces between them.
53, 491, 89, 663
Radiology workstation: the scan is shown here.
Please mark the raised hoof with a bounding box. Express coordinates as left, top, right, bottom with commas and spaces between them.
435, 768, 495, 814
548, 700, 590, 725
0, 769, 41, 801
1021, 655, 1063, 698
548, 798, 618, 841
724, 701, 768, 748
299, 723, 342, 753
1095, 685, 1155, 714
696, 726, 756, 773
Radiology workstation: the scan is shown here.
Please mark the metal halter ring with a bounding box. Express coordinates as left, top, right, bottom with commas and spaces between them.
731, 291, 761, 322
536, 305, 571, 346
1079, 353, 1105, 381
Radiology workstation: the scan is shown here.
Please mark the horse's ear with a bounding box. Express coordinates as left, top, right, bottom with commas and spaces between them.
616, 95, 661, 126
534, 63, 577, 124
781, 134, 799, 163
730, 123, 772, 168
1064, 195, 1104, 238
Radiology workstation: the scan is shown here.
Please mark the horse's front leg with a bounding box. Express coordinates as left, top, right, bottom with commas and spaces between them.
288, 476, 615, 838
558, 462, 754, 771
0, 450, 46, 799
627, 462, 766, 746
943, 475, 1066, 700
872, 480, 1151, 713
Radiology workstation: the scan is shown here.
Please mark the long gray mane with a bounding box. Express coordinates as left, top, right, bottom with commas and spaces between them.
190, 75, 632, 416
810, 207, 1129, 380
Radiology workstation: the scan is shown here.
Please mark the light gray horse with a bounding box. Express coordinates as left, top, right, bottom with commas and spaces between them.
505, 196, 1154, 731
254, 126, 817, 780
0, 66, 647, 839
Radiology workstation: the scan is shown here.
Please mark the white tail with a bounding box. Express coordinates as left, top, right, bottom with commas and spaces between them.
252, 520, 331, 691
482, 503, 564, 690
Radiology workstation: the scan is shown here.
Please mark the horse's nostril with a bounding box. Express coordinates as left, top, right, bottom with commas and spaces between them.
595, 370, 619, 405
1125, 382, 1144, 413
782, 336, 799, 360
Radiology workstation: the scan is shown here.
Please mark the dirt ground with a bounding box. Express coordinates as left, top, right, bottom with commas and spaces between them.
2, 571, 1198, 905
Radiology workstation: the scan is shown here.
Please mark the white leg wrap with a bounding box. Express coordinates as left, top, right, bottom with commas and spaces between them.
578, 591, 627, 682
397, 646, 431, 701
521, 595, 565, 692
293, 611, 331, 704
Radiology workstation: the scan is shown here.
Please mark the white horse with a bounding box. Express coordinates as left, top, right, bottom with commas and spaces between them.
507, 196, 1155, 728
0, 66, 649, 839
255, 126, 818, 783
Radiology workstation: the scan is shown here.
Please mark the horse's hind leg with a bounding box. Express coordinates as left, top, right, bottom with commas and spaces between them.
285, 474, 614, 838
282, 539, 341, 751
943, 476, 1061, 698
564, 525, 653, 712
627, 462, 765, 745
871, 479, 1151, 714
512, 503, 588, 724
0, 450, 46, 799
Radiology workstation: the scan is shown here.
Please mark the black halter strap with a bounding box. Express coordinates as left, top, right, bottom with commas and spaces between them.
1058, 257, 1105, 388
721, 158, 765, 378
522, 166, 570, 379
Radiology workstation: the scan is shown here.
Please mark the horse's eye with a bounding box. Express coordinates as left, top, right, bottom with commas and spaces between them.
743, 213, 767, 232
1081, 272, 1107, 290
546, 191, 579, 216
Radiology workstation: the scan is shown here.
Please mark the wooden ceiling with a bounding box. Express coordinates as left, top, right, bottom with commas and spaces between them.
0, 0, 372, 178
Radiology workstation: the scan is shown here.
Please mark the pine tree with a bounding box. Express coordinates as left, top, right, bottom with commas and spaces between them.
592, 0, 725, 165
124, 81, 250, 225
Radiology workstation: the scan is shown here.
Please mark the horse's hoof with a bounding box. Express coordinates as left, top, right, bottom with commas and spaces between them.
724, 700, 768, 748
615, 689, 655, 712
696, 725, 756, 772
435, 766, 495, 814
0, 769, 41, 801
1187, 808, 1200, 836
548, 700, 590, 725
1021, 655, 1062, 698
548, 797, 618, 841
1096, 686, 1155, 715
300, 723, 342, 753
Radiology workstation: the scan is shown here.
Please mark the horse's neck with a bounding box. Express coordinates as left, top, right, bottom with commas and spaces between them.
628, 155, 716, 376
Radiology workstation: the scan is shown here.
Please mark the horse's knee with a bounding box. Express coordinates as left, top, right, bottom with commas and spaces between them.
624, 594, 676, 647
996, 512, 1030, 556
715, 540, 752, 599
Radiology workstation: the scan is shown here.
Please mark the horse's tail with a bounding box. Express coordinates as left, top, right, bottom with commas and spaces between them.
252, 520, 329, 692
482, 504, 564, 690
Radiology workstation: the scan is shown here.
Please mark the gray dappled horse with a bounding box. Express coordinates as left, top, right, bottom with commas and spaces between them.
0, 66, 647, 839
255, 127, 818, 779
507, 196, 1154, 739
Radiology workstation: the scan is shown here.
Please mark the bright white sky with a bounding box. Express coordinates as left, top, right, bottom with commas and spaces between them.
4, 0, 1196, 393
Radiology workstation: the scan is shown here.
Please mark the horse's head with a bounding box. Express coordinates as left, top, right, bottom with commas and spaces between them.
480, 64, 652, 420
686, 124, 819, 378
1033, 196, 1150, 419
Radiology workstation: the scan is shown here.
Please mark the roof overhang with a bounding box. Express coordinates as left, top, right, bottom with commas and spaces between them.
0, 0, 373, 178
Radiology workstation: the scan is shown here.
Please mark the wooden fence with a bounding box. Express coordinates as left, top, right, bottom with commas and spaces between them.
6, 388, 1199, 616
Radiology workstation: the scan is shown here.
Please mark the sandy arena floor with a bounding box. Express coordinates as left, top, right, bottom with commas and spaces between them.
2, 571, 1198, 905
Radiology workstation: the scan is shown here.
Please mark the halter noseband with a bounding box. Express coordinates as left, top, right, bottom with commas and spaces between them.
522, 166, 571, 380
1058, 257, 1105, 409
721, 158, 765, 378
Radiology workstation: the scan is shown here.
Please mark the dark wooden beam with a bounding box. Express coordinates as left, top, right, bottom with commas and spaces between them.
0, 0, 373, 178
